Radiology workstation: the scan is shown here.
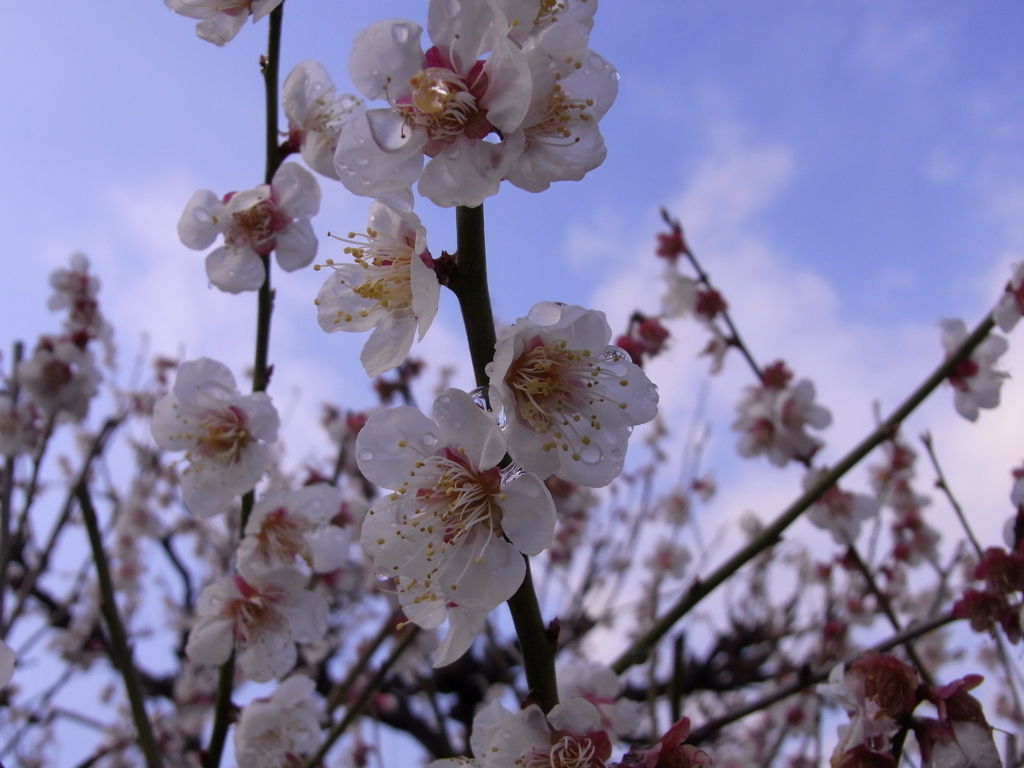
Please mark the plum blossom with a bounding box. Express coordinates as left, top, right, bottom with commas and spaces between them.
47, 253, 114, 363
488, 302, 660, 487
233, 676, 322, 767
430, 697, 611, 768
558, 660, 641, 738
994, 261, 1024, 332
732, 361, 830, 467
283, 60, 362, 180
616, 717, 712, 768
335, 2, 533, 207
803, 469, 880, 545
357, 389, 556, 667
940, 319, 1008, 422
151, 357, 280, 518
177, 162, 320, 293
164, 0, 284, 46
503, 48, 618, 193
237, 484, 349, 576
186, 568, 327, 682
17, 335, 101, 422
315, 199, 440, 377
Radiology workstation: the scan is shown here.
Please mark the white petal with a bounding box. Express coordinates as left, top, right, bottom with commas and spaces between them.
410, 248, 440, 341
356, 406, 439, 489
360, 312, 418, 376
273, 162, 321, 220
206, 246, 266, 293
274, 219, 318, 272
433, 605, 488, 668
178, 189, 225, 250
498, 472, 556, 556
348, 20, 424, 100
335, 109, 428, 198
432, 389, 505, 470
186, 616, 236, 666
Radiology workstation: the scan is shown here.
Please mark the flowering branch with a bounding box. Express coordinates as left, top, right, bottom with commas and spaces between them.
302, 624, 420, 768
613, 312, 997, 673
448, 203, 560, 712
0, 340, 23, 632
921, 431, 984, 559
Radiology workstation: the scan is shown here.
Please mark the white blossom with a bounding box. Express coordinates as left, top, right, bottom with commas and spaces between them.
237, 484, 349, 577
358, 389, 555, 667
732, 362, 830, 466
315, 199, 439, 377
994, 261, 1024, 332
151, 358, 279, 518
186, 569, 327, 682
233, 676, 321, 767
164, 0, 284, 46
335, 2, 533, 207
283, 60, 361, 180
940, 318, 1008, 422
488, 302, 659, 487
17, 336, 101, 422
803, 469, 879, 545
177, 162, 320, 293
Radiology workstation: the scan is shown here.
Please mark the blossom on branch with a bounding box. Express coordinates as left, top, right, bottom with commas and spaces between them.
283, 60, 362, 180
233, 676, 322, 767
430, 697, 612, 768
186, 568, 327, 682
732, 361, 830, 467
177, 162, 320, 293
237, 484, 349, 577
357, 389, 555, 667
151, 357, 280, 517
336, 2, 532, 207
314, 199, 440, 377
803, 469, 879, 545
488, 302, 659, 487
940, 318, 1008, 422
164, 0, 284, 46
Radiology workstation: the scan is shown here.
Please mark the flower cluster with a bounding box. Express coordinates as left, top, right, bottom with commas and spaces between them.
940, 318, 1008, 422
358, 388, 556, 666
165, 0, 284, 46
335, 0, 617, 207
732, 360, 831, 467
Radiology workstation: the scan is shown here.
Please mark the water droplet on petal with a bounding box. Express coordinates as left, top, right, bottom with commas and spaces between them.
376, 570, 391, 582
358, 449, 374, 461
580, 445, 602, 464
392, 24, 410, 44
648, 384, 659, 397
421, 433, 438, 446
436, 394, 451, 405
443, 0, 461, 18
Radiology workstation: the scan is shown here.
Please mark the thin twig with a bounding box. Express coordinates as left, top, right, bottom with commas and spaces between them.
613, 313, 996, 673
920, 432, 984, 558
303, 625, 420, 768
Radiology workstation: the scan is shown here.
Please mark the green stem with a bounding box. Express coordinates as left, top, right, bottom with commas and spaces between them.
449, 204, 559, 712
76, 484, 162, 768
612, 313, 997, 674
0, 341, 24, 633
451, 204, 497, 390
203, 6, 284, 767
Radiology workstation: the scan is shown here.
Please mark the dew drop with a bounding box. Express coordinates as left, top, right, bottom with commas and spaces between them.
436, 394, 452, 405
358, 449, 374, 461
527, 301, 563, 326
376, 570, 391, 582
580, 444, 602, 464
443, 0, 461, 17
354, 157, 369, 167
647, 383, 659, 397
500, 731, 512, 740
392, 24, 411, 44
420, 433, 438, 446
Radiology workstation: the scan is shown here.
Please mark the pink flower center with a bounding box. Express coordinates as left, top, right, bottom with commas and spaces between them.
195, 405, 252, 464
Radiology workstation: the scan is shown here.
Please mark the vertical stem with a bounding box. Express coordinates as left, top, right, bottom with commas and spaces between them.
0, 341, 24, 633
76, 485, 162, 768
449, 204, 559, 712
203, 7, 284, 767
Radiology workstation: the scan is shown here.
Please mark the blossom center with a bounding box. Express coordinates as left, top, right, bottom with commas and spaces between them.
227, 576, 287, 644
523, 736, 604, 768
194, 405, 252, 464
228, 198, 290, 257
414, 448, 504, 546
399, 64, 485, 144
251, 508, 308, 566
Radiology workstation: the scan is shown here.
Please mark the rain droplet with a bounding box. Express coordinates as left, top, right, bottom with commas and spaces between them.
647, 383, 659, 397
376, 570, 391, 582
580, 445, 602, 464
421, 433, 438, 446
436, 394, 451, 405
443, 0, 461, 17
527, 301, 563, 326
358, 449, 374, 461
392, 24, 411, 44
